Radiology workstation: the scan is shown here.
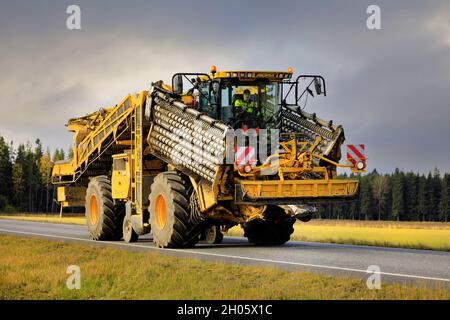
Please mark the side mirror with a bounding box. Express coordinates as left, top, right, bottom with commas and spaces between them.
173, 74, 183, 95
314, 77, 322, 95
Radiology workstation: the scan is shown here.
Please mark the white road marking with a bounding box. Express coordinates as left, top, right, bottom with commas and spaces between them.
0, 226, 449, 283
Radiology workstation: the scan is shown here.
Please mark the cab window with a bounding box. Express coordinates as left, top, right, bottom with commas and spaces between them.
220, 81, 279, 128
198, 83, 218, 118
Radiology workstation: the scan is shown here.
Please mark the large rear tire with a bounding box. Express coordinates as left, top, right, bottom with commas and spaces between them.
85, 175, 125, 241
242, 206, 295, 245
148, 171, 201, 248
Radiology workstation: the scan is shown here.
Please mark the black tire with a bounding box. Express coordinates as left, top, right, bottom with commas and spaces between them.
148, 171, 202, 248
204, 225, 224, 244
123, 216, 139, 243
242, 206, 295, 245
85, 175, 125, 241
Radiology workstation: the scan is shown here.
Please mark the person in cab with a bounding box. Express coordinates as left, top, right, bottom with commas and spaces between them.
233, 89, 259, 128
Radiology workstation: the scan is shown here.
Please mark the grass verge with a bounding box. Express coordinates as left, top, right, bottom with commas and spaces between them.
0, 214, 86, 225
1, 214, 450, 251
228, 223, 450, 251
0, 235, 448, 300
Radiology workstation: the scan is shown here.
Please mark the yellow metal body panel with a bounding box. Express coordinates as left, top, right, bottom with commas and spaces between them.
132, 92, 145, 214
237, 179, 359, 200
196, 182, 217, 212
112, 153, 131, 199
52, 162, 74, 177
57, 186, 65, 202
207, 69, 293, 82
57, 186, 86, 207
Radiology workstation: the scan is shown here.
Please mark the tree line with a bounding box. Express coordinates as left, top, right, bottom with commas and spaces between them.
0, 136, 68, 213
317, 169, 449, 222
0, 134, 449, 221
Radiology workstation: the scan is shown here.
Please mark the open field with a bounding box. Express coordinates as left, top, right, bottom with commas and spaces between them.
1, 214, 449, 251
0, 234, 448, 300
231, 221, 450, 251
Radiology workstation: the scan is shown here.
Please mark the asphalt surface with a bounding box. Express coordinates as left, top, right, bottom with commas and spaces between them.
0, 219, 449, 286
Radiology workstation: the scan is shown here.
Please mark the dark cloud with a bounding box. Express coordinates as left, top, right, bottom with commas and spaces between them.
0, 0, 449, 173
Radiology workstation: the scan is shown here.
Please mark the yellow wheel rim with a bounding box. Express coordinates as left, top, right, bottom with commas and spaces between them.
155, 194, 167, 230
89, 194, 99, 225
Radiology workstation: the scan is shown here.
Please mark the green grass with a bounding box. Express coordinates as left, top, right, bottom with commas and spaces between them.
0, 235, 448, 300
2, 214, 450, 251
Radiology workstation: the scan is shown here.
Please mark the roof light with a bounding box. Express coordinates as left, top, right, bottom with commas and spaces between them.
288, 67, 293, 73
210, 65, 217, 75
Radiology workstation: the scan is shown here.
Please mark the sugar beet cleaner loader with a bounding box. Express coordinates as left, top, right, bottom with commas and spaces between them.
52, 67, 365, 248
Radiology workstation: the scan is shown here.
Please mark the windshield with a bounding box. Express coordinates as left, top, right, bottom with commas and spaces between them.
220, 81, 279, 129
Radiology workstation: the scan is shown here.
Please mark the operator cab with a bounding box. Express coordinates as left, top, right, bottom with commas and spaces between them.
171, 67, 326, 131
196, 79, 281, 129
205, 69, 292, 130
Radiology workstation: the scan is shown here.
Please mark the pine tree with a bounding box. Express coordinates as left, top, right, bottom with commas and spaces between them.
0, 135, 13, 209
33, 139, 43, 212
403, 172, 418, 221
431, 168, 442, 221
12, 145, 27, 211
60, 148, 66, 160
391, 168, 405, 221
68, 145, 74, 160
11, 143, 38, 212
372, 174, 389, 220
417, 175, 428, 221
439, 174, 449, 222
359, 175, 375, 220
425, 172, 436, 221
52, 149, 61, 162
39, 148, 53, 213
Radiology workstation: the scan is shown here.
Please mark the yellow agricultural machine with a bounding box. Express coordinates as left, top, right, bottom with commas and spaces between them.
52, 67, 364, 247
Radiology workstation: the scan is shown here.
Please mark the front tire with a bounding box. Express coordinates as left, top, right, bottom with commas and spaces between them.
148, 171, 201, 248
85, 176, 125, 240
123, 216, 139, 243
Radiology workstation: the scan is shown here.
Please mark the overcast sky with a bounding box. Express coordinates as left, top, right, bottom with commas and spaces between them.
0, 0, 449, 174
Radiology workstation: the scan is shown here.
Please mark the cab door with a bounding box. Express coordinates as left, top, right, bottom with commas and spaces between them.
111, 153, 131, 199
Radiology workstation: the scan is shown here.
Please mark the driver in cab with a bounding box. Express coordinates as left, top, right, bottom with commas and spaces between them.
233, 89, 259, 129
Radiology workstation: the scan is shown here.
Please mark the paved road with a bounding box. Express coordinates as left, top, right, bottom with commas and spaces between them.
0, 219, 449, 286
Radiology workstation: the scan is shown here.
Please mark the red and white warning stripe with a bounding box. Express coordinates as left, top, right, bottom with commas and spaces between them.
234, 146, 256, 168
346, 144, 366, 168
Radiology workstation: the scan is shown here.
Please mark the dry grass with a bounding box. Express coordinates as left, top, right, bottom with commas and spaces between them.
0, 235, 448, 300
305, 219, 450, 230
0, 214, 86, 225
227, 220, 450, 251
2, 214, 450, 251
